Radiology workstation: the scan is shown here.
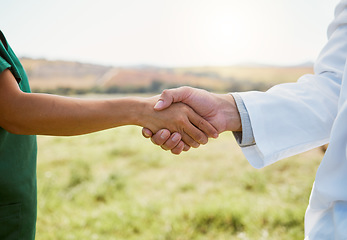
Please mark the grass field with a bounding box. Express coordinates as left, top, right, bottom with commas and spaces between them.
35, 126, 322, 240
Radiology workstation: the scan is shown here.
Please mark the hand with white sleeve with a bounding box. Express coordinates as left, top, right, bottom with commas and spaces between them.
142, 86, 242, 154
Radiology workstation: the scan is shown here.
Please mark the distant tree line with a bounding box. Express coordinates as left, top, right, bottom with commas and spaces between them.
32, 79, 273, 96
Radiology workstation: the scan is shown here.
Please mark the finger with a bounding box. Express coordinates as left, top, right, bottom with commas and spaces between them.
154, 87, 192, 110
182, 117, 209, 145
150, 129, 171, 146
171, 141, 185, 155
189, 113, 219, 139
181, 132, 200, 148
142, 128, 153, 138
173, 108, 207, 146
160, 132, 182, 150
183, 144, 190, 151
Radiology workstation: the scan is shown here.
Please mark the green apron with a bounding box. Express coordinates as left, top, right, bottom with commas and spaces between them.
0, 30, 37, 240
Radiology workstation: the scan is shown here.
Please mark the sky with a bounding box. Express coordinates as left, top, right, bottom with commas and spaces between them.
0, 0, 341, 67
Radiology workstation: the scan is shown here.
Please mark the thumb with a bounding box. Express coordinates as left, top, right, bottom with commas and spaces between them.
154, 87, 191, 111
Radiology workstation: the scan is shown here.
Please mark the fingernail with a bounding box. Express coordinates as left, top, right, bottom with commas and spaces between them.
143, 131, 150, 137
213, 133, 219, 138
160, 130, 169, 139
145, 130, 154, 138
193, 143, 200, 148
154, 100, 164, 109
171, 133, 180, 142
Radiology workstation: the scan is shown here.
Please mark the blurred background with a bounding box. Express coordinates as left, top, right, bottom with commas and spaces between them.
0, 0, 339, 239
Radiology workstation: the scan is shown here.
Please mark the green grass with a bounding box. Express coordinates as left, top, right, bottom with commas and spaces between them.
36, 126, 322, 239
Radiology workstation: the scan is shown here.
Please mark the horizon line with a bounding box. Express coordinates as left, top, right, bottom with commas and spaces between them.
19, 56, 314, 69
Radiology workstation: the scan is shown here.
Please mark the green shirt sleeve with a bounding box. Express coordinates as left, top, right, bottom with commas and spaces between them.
0, 56, 11, 74
0, 31, 22, 83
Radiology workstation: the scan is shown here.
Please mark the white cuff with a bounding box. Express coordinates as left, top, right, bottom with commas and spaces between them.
230, 93, 255, 147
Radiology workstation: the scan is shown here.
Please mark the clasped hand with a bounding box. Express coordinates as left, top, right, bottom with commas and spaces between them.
139, 94, 218, 152
142, 87, 242, 154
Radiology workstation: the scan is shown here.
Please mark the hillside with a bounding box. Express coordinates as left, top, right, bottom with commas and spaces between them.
20, 58, 313, 94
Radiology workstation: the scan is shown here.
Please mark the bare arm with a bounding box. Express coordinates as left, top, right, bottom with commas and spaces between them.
0, 70, 217, 147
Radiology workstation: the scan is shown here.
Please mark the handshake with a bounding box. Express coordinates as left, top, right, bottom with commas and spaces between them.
139, 86, 242, 154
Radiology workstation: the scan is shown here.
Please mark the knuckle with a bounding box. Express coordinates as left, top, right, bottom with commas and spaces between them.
177, 116, 187, 125
197, 119, 205, 130
182, 105, 190, 113
161, 89, 171, 98
161, 89, 168, 96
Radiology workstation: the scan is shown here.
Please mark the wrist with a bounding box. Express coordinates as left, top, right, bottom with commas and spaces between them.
218, 94, 242, 132
132, 96, 156, 127
114, 97, 148, 126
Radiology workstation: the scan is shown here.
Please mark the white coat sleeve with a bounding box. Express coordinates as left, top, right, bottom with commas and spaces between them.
237, 0, 347, 169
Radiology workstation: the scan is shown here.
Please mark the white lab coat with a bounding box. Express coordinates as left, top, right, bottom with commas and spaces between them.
238, 1, 347, 239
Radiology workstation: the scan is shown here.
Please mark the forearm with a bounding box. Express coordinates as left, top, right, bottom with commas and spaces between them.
3, 90, 215, 148
4, 92, 144, 136
1, 70, 216, 148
